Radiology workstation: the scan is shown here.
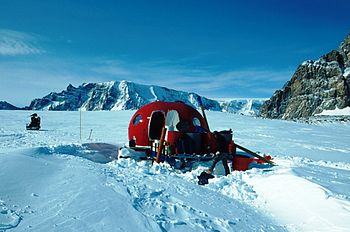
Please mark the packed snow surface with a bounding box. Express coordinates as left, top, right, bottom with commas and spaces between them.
1, 110, 350, 231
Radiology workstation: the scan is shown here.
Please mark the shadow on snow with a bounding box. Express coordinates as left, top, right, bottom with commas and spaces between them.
35, 143, 119, 164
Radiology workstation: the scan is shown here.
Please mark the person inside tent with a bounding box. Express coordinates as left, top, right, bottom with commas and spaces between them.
29, 113, 41, 129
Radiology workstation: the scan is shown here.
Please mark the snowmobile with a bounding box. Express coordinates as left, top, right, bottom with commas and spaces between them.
124, 99, 274, 171
26, 113, 41, 130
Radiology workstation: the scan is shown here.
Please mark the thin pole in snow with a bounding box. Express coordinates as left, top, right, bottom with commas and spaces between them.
88, 129, 93, 140
78, 93, 83, 143
80, 108, 82, 142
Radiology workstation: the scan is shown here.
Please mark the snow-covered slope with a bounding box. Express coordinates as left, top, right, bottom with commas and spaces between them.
1, 110, 350, 231
27, 80, 221, 112
316, 106, 350, 116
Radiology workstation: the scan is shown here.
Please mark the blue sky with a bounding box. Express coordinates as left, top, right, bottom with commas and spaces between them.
1, 0, 349, 107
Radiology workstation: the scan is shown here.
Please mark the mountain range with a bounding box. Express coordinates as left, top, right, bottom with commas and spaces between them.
0, 80, 264, 116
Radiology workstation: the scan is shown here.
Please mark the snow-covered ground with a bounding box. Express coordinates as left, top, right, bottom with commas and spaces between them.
1, 110, 350, 231
316, 106, 350, 116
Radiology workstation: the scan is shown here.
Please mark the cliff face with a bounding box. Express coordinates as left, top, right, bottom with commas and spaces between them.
260, 33, 350, 119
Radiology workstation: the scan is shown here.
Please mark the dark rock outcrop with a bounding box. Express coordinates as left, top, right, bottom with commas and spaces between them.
260, 33, 350, 119
0, 101, 19, 110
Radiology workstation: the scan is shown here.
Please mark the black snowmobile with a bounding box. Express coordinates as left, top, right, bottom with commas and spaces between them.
26, 113, 41, 130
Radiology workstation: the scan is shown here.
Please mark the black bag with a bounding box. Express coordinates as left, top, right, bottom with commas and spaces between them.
197, 171, 214, 185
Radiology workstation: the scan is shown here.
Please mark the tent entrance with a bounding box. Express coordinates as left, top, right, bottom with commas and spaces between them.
149, 111, 165, 140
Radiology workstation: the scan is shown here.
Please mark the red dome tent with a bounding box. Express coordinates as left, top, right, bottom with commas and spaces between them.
128, 101, 216, 156
127, 101, 274, 169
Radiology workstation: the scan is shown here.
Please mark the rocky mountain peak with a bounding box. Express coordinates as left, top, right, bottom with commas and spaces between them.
0, 101, 19, 110
260, 33, 350, 119
339, 33, 350, 67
